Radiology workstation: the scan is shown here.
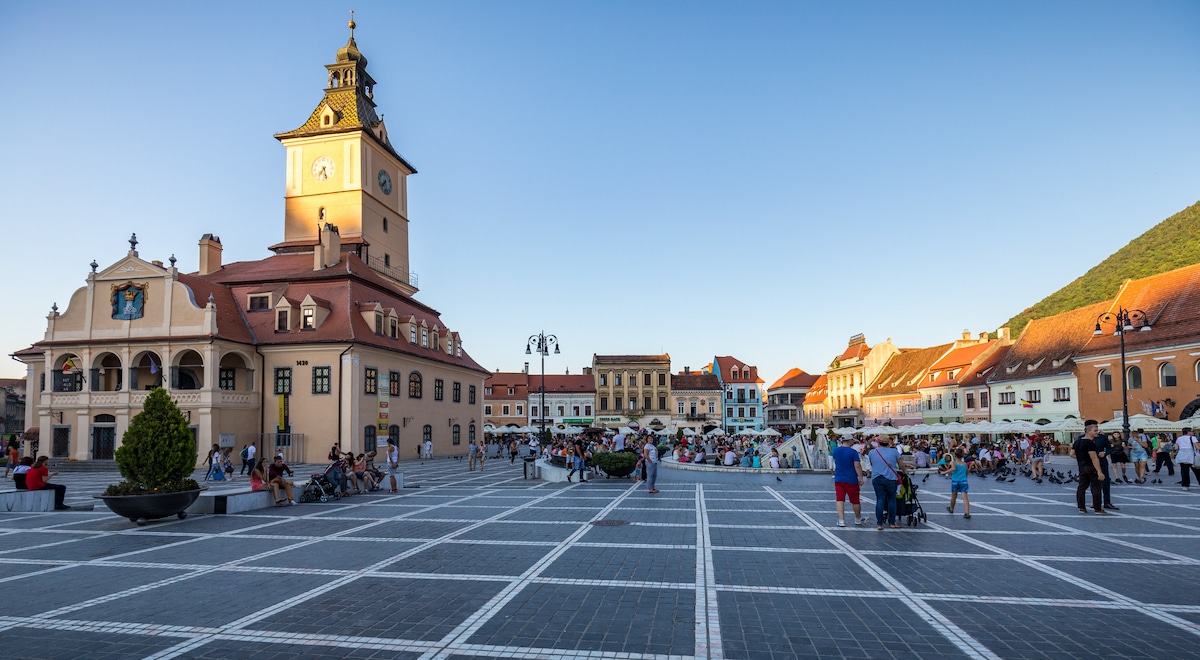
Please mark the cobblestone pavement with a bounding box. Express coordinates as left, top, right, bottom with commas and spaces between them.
1, 458, 1198, 659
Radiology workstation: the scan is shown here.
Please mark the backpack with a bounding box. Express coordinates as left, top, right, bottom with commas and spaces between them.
240, 447, 249, 461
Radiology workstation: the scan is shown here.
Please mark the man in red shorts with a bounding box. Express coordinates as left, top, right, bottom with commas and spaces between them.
832, 435, 865, 527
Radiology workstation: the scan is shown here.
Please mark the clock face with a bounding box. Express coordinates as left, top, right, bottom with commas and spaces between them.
377, 169, 393, 195
311, 156, 335, 182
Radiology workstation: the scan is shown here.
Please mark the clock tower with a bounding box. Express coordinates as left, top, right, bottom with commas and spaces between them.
275, 17, 417, 292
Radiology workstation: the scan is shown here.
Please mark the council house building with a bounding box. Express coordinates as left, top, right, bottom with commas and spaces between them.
13, 24, 489, 465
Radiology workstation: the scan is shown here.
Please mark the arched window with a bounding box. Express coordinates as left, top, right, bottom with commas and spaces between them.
1159, 362, 1177, 388
1196, 359, 1200, 382
408, 372, 422, 398
363, 425, 376, 453
469, 423, 476, 444
422, 424, 432, 444
452, 424, 461, 445
1126, 366, 1143, 390
1098, 369, 1112, 392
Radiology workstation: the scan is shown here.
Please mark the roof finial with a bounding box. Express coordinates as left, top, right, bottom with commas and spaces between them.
129, 233, 138, 251
349, 9, 356, 34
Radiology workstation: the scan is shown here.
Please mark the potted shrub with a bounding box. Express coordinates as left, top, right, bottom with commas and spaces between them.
95, 387, 204, 525
592, 451, 638, 478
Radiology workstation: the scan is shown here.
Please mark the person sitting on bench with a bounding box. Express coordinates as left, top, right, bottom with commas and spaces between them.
26, 457, 70, 510
11, 456, 33, 489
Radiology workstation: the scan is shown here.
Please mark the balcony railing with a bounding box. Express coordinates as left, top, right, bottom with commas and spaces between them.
685, 413, 709, 421
366, 256, 418, 288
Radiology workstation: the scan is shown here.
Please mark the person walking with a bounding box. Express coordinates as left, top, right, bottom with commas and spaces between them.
476, 437, 487, 472
1071, 420, 1107, 514
241, 443, 256, 475
1110, 433, 1131, 483
1129, 431, 1151, 483
1175, 428, 1200, 491
939, 448, 971, 519
423, 438, 433, 461
643, 436, 660, 494
1095, 432, 1118, 510
468, 439, 479, 471
1152, 434, 1174, 480
385, 437, 400, 493
832, 436, 865, 527
1030, 436, 1047, 483
867, 437, 906, 530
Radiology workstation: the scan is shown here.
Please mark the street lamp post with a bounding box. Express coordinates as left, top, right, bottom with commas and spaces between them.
1093, 308, 1151, 439
526, 332, 560, 442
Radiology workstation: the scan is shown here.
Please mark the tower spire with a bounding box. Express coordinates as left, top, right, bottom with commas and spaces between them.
349, 10, 356, 36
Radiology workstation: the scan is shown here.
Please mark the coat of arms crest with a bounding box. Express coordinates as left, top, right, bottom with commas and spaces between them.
111, 282, 148, 320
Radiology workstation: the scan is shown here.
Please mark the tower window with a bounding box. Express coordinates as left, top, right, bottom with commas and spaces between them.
319, 207, 326, 221
382, 217, 388, 232
384, 254, 391, 268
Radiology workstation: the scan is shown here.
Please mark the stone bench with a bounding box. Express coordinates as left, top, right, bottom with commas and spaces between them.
0, 489, 55, 512
186, 488, 277, 515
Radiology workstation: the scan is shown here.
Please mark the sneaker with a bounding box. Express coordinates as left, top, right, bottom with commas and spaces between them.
289, 499, 296, 505
963, 513, 971, 519
836, 520, 846, 527
854, 517, 865, 526
1185, 486, 1191, 492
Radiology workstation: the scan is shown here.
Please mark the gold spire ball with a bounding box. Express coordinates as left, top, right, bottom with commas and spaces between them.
349, 10, 356, 33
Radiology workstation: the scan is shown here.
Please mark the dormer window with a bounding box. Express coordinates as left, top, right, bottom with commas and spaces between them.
249, 295, 270, 311
389, 318, 398, 339
374, 313, 384, 335
421, 329, 428, 347
409, 326, 416, 344
276, 310, 289, 332
302, 308, 315, 330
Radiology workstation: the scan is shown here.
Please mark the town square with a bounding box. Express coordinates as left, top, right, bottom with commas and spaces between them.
1, 2, 1199, 659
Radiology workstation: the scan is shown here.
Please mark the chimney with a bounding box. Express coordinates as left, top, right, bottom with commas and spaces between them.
523, 362, 529, 374
979, 331, 988, 341
998, 327, 1011, 343
315, 223, 341, 270
962, 330, 971, 340
684, 366, 691, 375
582, 366, 592, 375
198, 234, 222, 275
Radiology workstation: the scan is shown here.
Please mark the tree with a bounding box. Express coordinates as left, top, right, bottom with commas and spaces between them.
108, 388, 198, 494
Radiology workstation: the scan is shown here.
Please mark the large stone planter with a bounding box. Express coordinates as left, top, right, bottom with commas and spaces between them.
94, 489, 205, 526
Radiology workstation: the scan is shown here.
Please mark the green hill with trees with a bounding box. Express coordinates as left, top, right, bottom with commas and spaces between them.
1003, 200, 1200, 336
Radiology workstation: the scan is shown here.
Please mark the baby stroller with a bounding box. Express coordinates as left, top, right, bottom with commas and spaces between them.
896, 473, 926, 527
298, 470, 341, 503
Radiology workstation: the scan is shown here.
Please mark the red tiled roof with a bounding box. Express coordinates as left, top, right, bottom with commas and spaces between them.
532, 374, 595, 393
866, 344, 953, 397
594, 354, 670, 363
714, 356, 764, 383
920, 341, 997, 389
836, 343, 870, 362
989, 301, 1112, 384
1077, 262, 1200, 358
768, 367, 819, 390
803, 374, 829, 404
180, 251, 487, 375
671, 373, 720, 390
959, 349, 1008, 389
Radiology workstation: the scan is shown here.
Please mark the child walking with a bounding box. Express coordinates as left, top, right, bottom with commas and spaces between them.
939, 448, 971, 519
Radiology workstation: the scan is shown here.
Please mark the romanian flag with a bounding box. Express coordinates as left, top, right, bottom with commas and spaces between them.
62, 357, 74, 373
1020, 399, 1033, 409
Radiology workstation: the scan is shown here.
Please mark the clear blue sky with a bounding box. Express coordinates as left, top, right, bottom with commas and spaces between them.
2, 1, 1198, 386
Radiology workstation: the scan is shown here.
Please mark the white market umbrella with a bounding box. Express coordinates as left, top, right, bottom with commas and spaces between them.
681, 428, 697, 436
759, 428, 782, 437
834, 427, 859, 437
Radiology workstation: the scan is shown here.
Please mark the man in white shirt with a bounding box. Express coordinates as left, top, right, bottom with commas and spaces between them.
528, 436, 541, 457
723, 448, 737, 466
423, 439, 433, 460
1176, 427, 1200, 491
613, 433, 626, 451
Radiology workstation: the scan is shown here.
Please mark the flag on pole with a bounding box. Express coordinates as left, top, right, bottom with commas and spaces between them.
149, 356, 159, 375
1019, 399, 1033, 409
1141, 400, 1153, 415
62, 357, 74, 373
